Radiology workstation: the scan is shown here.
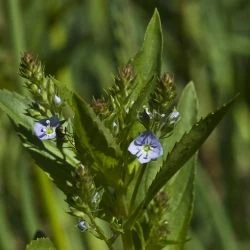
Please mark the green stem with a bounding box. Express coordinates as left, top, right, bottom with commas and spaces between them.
122, 230, 135, 250
87, 213, 115, 250
129, 165, 147, 211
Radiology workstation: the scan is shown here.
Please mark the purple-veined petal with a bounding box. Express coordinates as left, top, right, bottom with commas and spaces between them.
128, 141, 141, 155
34, 122, 46, 138
133, 132, 148, 146
138, 152, 151, 164
148, 146, 163, 159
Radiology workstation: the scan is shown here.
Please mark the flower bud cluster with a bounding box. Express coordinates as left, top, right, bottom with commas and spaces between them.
19, 52, 63, 119
68, 165, 103, 215
149, 73, 176, 114
138, 106, 180, 138
147, 191, 170, 245
92, 64, 136, 135
91, 97, 110, 119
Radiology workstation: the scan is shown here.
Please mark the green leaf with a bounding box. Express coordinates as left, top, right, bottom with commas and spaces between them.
0, 89, 32, 128
74, 95, 121, 158
163, 82, 199, 150
0, 90, 78, 196
26, 238, 57, 250
73, 93, 123, 187
74, 93, 122, 159
133, 9, 162, 82
163, 157, 196, 250
144, 94, 238, 207
162, 82, 198, 250
19, 129, 77, 195
126, 9, 163, 127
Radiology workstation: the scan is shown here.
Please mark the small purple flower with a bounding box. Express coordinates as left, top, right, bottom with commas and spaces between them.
34, 117, 60, 140
128, 131, 163, 164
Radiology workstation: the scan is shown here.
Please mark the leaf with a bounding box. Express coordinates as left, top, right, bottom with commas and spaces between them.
73, 93, 123, 187
0, 89, 32, 128
163, 82, 199, 150
0, 90, 78, 197
73, 93, 122, 161
162, 82, 198, 250
26, 238, 57, 250
133, 9, 162, 83
126, 9, 163, 126
144, 94, 238, 207
163, 157, 196, 250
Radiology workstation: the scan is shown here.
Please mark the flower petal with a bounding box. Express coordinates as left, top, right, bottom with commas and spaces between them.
148, 146, 163, 159
133, 132, 149, 146
128, 141, 141, 155
138, 152, 151, 164
34, 122, 46, 138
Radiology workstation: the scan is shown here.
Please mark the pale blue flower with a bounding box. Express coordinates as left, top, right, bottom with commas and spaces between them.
34, 117, 60, 140
128, 131, 163, 164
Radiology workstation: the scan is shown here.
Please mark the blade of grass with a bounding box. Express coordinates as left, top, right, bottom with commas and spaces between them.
6, 0, 26, 90
34, 167, 72, 250
196, 166, 238, 250
0, 119, 15, 250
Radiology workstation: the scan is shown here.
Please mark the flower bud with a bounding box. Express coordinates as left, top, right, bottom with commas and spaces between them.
77, 220, 89, 232
168, 110, 180, 125
54, 95, 62, 105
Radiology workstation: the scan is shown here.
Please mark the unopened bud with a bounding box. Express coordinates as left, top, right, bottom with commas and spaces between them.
54, 95, 62, 105
77, 220, 89, 232
168, 110, 180, 125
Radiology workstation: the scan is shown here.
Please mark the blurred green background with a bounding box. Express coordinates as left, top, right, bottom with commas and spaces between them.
0, 0, 249, 249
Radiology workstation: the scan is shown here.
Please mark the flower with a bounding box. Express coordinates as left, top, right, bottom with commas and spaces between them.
77, 220, 88, 232
34, 117, 60, 140
128, 131, 163, 164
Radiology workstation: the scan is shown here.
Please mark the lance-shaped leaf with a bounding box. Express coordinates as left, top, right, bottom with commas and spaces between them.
130, 8, 162, 105
26, 238, 56, 250
0, 90, 77, 196
124, 9, 163, 139
0, 89, 32, 128
162, 82, 198, 249
73, 93, 122, 167
144, 94, 238, 207
132, 9, 162, 83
